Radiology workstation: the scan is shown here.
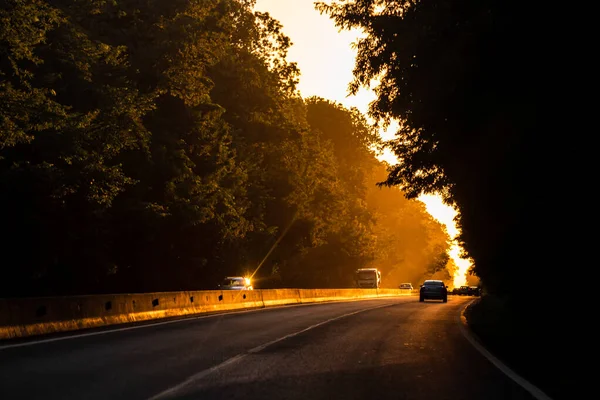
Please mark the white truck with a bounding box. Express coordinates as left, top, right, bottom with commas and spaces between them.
354, 268, 381, 288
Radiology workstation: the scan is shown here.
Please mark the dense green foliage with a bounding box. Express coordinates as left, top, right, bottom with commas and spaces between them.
0, 0, 450, 296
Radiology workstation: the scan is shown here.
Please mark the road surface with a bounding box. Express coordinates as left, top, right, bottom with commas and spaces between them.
0, 296, 542, 400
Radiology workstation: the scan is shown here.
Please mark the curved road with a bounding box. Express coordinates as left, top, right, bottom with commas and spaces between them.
0, 296, 541, 400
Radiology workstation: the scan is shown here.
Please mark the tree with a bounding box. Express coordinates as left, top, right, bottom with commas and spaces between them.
365, 163, 450, 287
0, 0, 254, 295
1, 0, 152, 295
0, 0, 453, 296
315, 0, 557, 296
296, 99, 451, 288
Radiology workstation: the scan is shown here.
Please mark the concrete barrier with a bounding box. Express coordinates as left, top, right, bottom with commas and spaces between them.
260, 289, 303, 307
0, 288, 412, 341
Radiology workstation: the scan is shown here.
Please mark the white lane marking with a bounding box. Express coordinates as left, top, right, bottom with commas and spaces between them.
0, 296, 407, 351
147, 302, 396, 400
457, 301, 553, 400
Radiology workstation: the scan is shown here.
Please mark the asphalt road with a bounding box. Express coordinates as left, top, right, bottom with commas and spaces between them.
0, 296, 543, 400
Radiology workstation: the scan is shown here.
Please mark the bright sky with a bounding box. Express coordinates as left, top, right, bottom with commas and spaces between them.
254, 0, 471, 286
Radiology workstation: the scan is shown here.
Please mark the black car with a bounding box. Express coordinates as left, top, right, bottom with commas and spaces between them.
467, 286, 481, 296
456, 285, 470, 295
419, 280, 448, 302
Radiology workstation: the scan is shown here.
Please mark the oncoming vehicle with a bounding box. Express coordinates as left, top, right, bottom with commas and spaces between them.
399, 283, 413, 290
419, 280, 448, 302
218, 276, 253, 290
355, 268, 381, 288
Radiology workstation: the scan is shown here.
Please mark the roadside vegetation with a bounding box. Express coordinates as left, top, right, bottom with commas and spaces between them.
318, 1, 578, 398
0, 0, 451, 296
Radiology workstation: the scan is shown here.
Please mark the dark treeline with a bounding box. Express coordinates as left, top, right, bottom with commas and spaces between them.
317, 0, 581, 398
0, 0, 451, 297
316, 0, 577, 307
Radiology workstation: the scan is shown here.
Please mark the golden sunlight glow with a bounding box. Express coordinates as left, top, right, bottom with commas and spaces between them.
418, 194, 471, 288
254, 0, 472, 287
254, 0, 374, 113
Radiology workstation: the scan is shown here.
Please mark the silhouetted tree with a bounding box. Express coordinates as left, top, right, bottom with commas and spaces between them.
316, 0, 562, 296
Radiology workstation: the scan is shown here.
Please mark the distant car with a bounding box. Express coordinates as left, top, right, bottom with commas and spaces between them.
218, 276, 253, 290
419, 280, 448, 302
399, 283, 413, 290
456, 285, 470, 295
468, 286, 481, 296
